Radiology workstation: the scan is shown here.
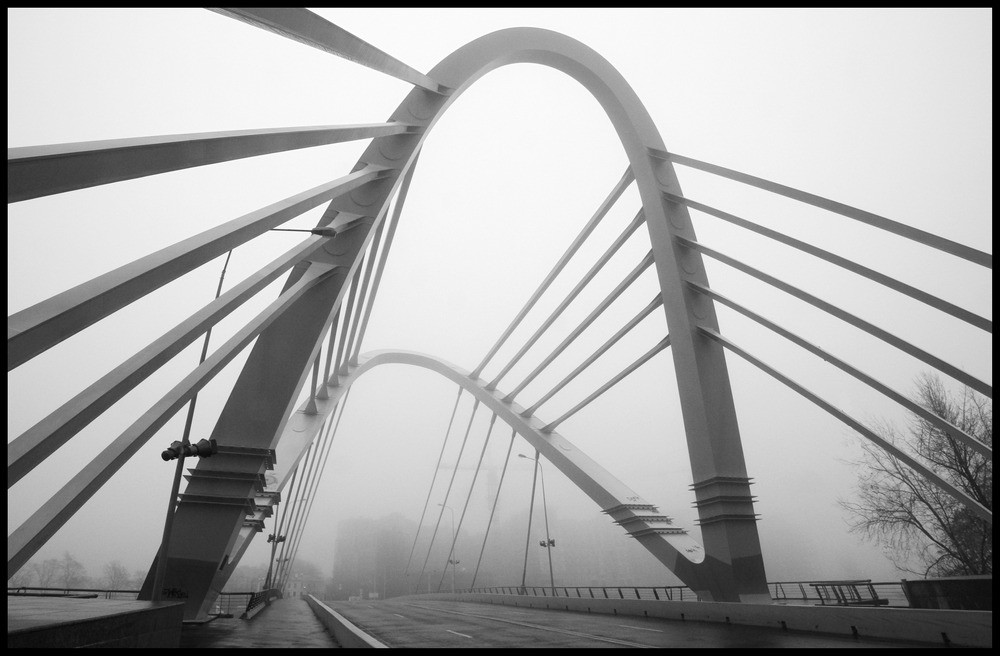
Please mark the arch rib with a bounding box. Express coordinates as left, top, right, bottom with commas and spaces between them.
275, 349, 724, 600
148, 26, 770, 617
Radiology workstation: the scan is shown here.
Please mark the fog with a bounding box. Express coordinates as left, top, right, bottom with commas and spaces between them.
7, 8, 991, 590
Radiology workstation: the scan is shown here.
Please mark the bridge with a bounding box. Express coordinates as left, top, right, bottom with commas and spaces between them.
7, 7, 991, 648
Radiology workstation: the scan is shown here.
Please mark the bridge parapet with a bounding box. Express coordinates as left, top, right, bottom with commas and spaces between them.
402, 590, 991, 647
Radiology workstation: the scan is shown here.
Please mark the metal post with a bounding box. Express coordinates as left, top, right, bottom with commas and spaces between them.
263, 532, 286, 599
150, 251, 232, 602
520, 452, 555, 594
519, 455, 539, 593
438, 503, 457, 593
537, 454, 556, 594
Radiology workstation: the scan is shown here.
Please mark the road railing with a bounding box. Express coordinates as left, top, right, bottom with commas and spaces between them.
461, 580, 910, 607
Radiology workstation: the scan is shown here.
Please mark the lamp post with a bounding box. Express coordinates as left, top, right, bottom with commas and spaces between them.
263, 532, 286, 597
437, 503, 458, 593
150, 252, 231, 603
519, 453, 555, 594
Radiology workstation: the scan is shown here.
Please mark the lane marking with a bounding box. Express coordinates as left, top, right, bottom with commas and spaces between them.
393, 613, 406, 618
403, 602, 653, 648
446, 629, 473, 639
617, 624, 664, 633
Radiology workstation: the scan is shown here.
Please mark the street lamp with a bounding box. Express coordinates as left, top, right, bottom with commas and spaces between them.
263, 532, 286, 595
519, 453, 556, 594
437, 503, 459, 593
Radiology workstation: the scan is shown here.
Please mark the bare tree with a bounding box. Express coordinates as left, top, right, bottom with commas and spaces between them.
56, 552, 87, 589
841, 373, 992, 577
31, 558, 60, 588
103, 561, 132, 590
8, 566, 33, 588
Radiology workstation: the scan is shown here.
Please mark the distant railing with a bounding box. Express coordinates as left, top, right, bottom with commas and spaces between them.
769, 580, 908, 607
211, 591, 255, 617
242, 588, 283, 618
7, 586, 140, 600
462, 580, 910, 607
6, 586, 286, 617
462, 585, 696, 602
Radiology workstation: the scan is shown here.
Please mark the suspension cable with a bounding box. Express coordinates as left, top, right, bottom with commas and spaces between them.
416, 398, 481, 590
437, 412, 499, 592
151, 250, 232, 601
680, 236, 991, 398
471, 167, 634, 380
668, 192, 991, 333
542, 335, 672, 433
488, 209, 646, 391
334, 265, 364, 374
524, 294, 663, 417
323, 310, 341, 387
278, 393, 347, 588
471, 427, 517, 588
505, 251, 654, 403
404, 386, 463, 581
350, 152, 420, 366
341, 223, 385, 374
652, 148, 991, 269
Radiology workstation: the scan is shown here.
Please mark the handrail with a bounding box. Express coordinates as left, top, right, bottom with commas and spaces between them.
445, 580, 910, 607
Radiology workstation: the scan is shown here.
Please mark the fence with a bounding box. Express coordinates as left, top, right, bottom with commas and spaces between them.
465, 580, 910, 607
8, 580, 913, 609
467, 585, 697, 602
769, 580, 908, 607
7, 586, 140, 600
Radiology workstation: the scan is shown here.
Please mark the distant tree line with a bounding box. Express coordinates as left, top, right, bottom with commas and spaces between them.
7, 552, 146, 591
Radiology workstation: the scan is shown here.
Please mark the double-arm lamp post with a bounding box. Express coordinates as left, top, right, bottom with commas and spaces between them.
263, 532, 286, 595
518, 452, 555, 594
437, 503, 459, 593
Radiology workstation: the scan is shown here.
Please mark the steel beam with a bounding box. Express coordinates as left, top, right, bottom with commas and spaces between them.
8, 165, 390, 371
689, 281, 991, 458
652, 148, 992, 269
471, 167, 634, 379
211, 8, 450, 95
7, 123, 417, 203
487, 210, 647, 390
669, 193, 991, 333
681, 236, 992, 399
7, 238, 322, 487
700, 327, 992, 525
505, 251, 655, 402
7, 265, 337, 579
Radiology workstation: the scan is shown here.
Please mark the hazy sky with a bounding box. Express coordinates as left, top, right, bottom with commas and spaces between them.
8, 8, 992, 587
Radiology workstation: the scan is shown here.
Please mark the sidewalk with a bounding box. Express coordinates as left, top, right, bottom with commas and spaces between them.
179, 598, 340, 648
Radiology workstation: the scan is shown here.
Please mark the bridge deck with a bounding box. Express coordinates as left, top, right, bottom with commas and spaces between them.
179, 598, 339, 648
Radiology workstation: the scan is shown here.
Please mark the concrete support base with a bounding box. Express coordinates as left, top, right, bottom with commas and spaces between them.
7, 596, 185, 648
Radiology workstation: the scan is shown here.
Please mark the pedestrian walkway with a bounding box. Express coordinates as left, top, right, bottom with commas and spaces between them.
180, 598, 340, 648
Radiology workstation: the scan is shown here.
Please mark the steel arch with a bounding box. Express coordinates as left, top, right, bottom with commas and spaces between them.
147, 27, 769, 618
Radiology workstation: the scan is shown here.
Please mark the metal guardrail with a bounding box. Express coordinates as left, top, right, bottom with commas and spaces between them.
210, 592, 254, 616
241, 588, 283, 618
7, 587, 267, 616
7, 586, 140, 600
463, 585, 697, 601
9, 581, 913, 609
464, 581, 910, 607
770, 580, 908, 607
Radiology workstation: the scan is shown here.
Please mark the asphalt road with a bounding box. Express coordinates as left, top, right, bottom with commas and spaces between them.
323, 599, 924, 648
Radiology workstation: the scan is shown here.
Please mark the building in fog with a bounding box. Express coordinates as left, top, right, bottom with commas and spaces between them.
330, 514, 414, 600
